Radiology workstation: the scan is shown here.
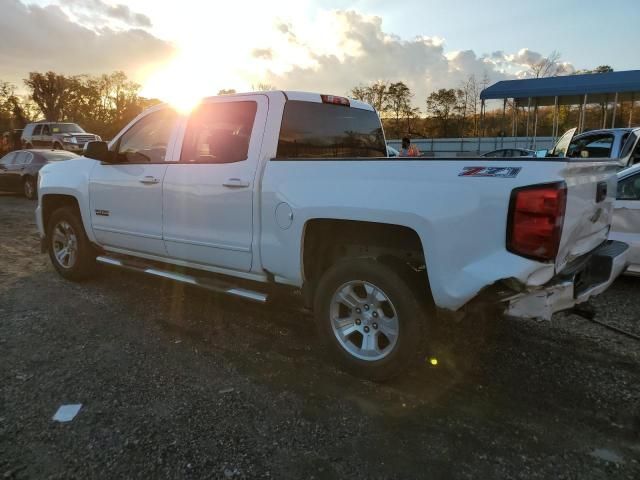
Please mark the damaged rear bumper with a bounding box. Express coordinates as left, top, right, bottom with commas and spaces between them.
505, 241, 628, 321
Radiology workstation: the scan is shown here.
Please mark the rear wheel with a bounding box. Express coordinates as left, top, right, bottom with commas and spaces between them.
23, 177, 36, 200
47, 207, 96, 281
314, 258, 428, 381
52, 142, 62, 150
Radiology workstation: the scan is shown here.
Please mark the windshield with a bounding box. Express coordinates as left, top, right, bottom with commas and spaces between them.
547, 128, 577, 158
51, 123, 85, 134
620, 131, 638, 158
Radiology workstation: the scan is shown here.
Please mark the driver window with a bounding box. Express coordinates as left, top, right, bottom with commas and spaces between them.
116, 109, 177, 163
617, 174, 640, 201
180, 101, 257, 164
42, 125, 50, 136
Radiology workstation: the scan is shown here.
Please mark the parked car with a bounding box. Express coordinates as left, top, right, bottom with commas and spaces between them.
546, 127, 640, 167
0, 149, 78, 199
611, 163, 640, 275
21, 122, 101, 153
36, 91, 627, 380
481, 148, 536, 158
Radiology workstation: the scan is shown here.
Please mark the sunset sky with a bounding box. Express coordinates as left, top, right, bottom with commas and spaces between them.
2, 0, 638, 109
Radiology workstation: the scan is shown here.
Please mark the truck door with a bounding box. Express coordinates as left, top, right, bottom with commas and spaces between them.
88, 108, 179, 256
162, 95, 268, 272
611, 170, 640, 271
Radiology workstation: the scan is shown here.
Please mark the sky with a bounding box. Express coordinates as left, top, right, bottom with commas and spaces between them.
1, 0, 638, 110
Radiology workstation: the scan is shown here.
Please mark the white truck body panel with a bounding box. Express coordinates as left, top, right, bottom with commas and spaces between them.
36, 91, 627, 318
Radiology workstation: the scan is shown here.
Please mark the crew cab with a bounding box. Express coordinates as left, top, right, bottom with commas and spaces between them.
558, 127, 640, 167
36, 91, 628, 380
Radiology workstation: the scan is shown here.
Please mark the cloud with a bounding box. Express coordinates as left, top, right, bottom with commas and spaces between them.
251, 48, 273, 60
60, 0, 152, 28
260, 11, 573, 108
0, 0, 174, 88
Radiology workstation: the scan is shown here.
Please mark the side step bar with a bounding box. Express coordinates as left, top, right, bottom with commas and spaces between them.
96, 255, 268, 303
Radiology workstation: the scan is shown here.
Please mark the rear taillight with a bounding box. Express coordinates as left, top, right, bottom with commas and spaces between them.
507, 182, 567, 262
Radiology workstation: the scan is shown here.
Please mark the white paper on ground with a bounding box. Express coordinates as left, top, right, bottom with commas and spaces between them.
52, 404, 82, 422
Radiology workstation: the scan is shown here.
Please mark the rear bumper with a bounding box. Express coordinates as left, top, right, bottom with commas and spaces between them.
505, 241, 628, 320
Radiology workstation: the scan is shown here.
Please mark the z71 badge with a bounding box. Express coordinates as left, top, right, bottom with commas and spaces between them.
459, 166, 522, 178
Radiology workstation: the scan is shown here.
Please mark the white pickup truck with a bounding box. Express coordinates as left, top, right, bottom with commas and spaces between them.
36, 91, 628, 380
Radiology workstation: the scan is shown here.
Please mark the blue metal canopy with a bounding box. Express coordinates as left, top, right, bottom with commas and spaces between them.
480, 70, 640, 100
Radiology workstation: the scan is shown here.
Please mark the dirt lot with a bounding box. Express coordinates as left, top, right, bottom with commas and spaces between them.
1, 194, 639, 479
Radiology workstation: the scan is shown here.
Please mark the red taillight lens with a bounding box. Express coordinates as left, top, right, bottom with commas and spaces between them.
507, 182, 567, 262
321, 94, 350, 106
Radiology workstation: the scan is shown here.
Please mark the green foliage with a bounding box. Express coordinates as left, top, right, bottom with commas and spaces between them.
9, 70, 161, 139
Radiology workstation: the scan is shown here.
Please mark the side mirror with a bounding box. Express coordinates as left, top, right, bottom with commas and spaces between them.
83, 141, 112, 162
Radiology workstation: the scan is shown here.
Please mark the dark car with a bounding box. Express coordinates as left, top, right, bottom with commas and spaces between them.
0, 149, 78, 199
481, 148, 536, 158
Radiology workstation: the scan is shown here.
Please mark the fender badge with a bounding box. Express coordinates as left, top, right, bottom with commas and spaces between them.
95, 209, 110, 217
459, 166, 522, 178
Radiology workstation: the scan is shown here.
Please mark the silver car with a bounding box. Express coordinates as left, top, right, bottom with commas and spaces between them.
611, 163, 640, 275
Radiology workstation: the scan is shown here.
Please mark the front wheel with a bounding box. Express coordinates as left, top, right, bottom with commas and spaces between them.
23, 177, 36, 200
314, 258, 429, 381
47, 207, 96, 281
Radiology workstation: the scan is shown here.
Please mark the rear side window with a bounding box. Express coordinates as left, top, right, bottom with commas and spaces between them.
181, 101, 257, 164
276, 101, 386, 159
567, 134, 614, 158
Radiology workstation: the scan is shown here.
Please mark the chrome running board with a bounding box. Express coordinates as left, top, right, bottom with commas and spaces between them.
96, 255, 268, 303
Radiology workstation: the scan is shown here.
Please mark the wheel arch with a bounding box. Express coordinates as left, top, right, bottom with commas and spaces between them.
300, 218, 431, 308
41, 194, 86, 239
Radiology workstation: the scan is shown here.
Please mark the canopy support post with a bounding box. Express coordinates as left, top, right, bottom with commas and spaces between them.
501, 98, 507, 148
477, 99, 485, 154
512, 99, 518, 147
611, 92, 619, 128
525, 97, 531, 146
602, 96, 608, 129
579, 94, 588, 133
552, 96, 559, 141
532, 99, 539, 150
630, 94, 636, 128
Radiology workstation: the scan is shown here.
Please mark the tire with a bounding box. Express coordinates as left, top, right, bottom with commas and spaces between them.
314, 257, 429, 381
52, 143, 62, 150
23, 176, 36, 200
47, 206, 96, 281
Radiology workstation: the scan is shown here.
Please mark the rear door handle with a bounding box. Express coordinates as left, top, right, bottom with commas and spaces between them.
223, 178, 250, 188
139, 176, 160, 185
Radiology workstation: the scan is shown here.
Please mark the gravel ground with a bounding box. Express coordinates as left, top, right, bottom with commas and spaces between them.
1, 194, 639, 479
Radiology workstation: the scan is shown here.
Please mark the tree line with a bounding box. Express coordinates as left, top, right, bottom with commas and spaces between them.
351, 64, 624, 139
0, 71, 161, 140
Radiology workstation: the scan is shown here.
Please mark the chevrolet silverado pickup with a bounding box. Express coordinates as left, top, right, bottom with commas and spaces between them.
36, 91, 628, 380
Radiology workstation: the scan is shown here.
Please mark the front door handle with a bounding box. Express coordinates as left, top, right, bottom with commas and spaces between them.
139, 176, 160, 185
223, 178, 250, 188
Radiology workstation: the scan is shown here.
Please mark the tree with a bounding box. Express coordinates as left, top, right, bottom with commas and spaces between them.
24, 71, 74, 121
386, 82, 412, 137
426, 88, 459, 137
350, 81, 389, 112
575, 65, 614, 75
529, 51, 567, 78
217, 89, 236, 95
